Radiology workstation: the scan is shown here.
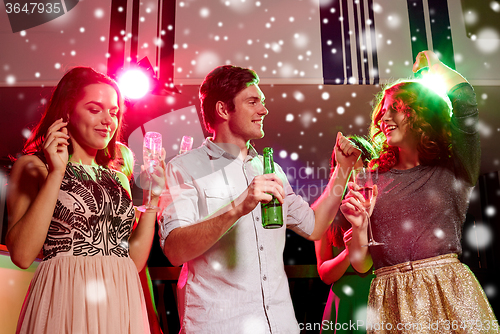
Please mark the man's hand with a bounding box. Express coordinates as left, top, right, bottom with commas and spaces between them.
334, 132, 361, 169
235, 173, 285, 217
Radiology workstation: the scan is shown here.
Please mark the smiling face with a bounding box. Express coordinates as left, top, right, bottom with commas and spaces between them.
68, 83, 119, 158
378, 94, 417, 150
226, 84, 268, 144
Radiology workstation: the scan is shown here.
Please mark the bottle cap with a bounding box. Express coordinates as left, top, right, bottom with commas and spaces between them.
263, 147, 273, 154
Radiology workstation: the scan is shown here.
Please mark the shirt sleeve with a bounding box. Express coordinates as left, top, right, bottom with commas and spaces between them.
274, 163, 315, 238
448, 82, 480, 186
157, 160, 200, 250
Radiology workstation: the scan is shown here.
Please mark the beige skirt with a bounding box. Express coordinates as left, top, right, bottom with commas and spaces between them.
367, 254, 497, 333
16, 255, 150, 334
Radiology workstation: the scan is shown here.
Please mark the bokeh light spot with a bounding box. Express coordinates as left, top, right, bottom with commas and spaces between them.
118, 70, 150, 99
293, 91, 305, 102
475, 28, 500, 53
86, 279, 107, 304
465, 223, 493, 249
200, 7, 209, 18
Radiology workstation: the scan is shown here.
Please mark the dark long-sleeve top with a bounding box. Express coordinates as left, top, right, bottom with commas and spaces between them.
369, 83, 480, 270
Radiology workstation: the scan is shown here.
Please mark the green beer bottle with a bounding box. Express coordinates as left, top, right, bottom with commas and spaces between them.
261, 147, 283, 229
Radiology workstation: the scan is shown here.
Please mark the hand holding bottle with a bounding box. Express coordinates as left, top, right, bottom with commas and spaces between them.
261, 147, 283, 229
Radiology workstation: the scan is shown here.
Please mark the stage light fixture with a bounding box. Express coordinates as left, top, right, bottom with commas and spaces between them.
117, 56, 179, 101
118, 69, 150, 100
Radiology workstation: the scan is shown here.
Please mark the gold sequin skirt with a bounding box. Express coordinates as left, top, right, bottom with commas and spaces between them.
367, 254, 497, 333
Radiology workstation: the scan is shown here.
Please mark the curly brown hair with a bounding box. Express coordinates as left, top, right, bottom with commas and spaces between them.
368, 80, 452, 172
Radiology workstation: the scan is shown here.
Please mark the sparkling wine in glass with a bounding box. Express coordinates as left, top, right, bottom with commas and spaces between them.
352, 168, 384, 247
358, 186, 373, 204
178, 135, 193, 155
136, 131, 162, 212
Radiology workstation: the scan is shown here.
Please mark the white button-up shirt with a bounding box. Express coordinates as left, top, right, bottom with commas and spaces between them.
159, 139, 315, 333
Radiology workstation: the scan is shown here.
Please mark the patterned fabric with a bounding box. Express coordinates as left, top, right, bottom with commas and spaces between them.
43, 163, 135, 260
16, 162, 149, 334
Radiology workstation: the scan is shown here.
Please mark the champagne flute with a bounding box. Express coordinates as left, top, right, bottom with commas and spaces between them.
352, 168, 384, 247
136, 131, 162, 212
179, 135, 193, 155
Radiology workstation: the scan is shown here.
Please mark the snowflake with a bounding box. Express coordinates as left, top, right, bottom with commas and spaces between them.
342, 284, 354, 296
465, 223, 493, 249
485, 206, 496, 217
86, 279, 107, 304
434, 228, 445, 239
211, 261, 222, 271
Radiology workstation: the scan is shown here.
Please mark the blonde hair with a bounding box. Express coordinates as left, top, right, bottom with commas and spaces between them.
112, 142, 135, 180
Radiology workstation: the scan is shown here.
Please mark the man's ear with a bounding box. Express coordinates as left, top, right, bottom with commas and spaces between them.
216, 101, 229, 121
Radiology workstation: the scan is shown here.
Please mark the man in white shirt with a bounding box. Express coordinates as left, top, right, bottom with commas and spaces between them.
159, 65, 360, 333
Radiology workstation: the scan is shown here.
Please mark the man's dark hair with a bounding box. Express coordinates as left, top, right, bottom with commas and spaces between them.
199, 65, 259, 133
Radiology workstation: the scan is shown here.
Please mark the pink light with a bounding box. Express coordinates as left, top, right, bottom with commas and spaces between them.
118, 69, 150, 99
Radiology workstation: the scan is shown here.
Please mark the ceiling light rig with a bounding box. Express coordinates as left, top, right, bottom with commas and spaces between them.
117, 56, 179, 102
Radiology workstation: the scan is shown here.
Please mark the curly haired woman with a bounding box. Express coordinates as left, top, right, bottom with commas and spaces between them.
341, 51, 497, 333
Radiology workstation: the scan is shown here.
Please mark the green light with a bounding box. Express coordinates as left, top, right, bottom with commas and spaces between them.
414, 67, 452, 115
419, 73, 448, 98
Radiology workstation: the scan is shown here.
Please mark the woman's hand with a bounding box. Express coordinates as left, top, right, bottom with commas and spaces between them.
340, 182, 378, 229
6, 119, 70, 269
140, 148, 167, 202
43, 118, 69, 174
413, 50, 468, 89
341, 185, 376, 274
413, 50, 441, 74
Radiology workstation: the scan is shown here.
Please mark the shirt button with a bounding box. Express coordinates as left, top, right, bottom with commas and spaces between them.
259, 245, 264, 251
266, 305, 270, 310
256, 216, 260, 221
263, 275, 267, 281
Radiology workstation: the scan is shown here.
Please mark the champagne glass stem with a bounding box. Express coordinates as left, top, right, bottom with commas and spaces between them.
136, 162, 160, 213
367, 214, 373, 241
147, 173, 153, 204
362, 210, 384, 247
